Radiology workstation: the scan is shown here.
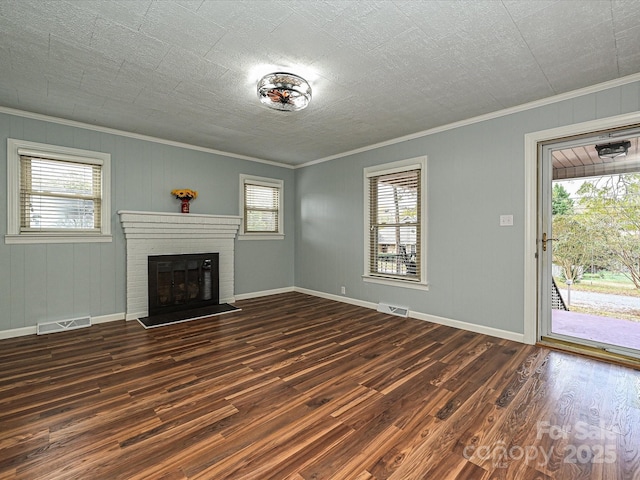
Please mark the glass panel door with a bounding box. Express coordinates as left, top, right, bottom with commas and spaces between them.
539, 129, 640, 359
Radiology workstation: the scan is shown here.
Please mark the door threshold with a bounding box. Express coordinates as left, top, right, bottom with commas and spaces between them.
538, 337, 640, 370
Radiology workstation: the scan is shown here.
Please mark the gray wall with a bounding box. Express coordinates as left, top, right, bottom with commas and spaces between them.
0, 112, 294, 333
2, 80, 638, 337
295, 80, 640, 336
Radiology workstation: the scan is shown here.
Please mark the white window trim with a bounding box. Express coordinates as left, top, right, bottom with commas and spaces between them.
363, 156, 428, 290
238, 174, 284, 240
5, 138, 112, 244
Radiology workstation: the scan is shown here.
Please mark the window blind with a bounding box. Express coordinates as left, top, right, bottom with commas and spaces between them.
244, 182, 280, 233
20, 155, 102, 232
369, 169, 421, 279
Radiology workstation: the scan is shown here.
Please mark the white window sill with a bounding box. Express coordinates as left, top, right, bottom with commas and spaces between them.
237, 233, 285, 241
5, 234, 113, 244
362, 274, 429, 291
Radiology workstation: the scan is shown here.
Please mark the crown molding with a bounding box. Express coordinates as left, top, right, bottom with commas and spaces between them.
3, 71, 640, 171
0, 106, 294, 170
297, 72, 640, 169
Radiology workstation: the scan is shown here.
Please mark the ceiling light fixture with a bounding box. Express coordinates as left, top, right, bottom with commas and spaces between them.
257, 72, 312, 112
595, 140, 631, 159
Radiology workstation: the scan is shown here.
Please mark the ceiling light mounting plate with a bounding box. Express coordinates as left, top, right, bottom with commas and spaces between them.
257, 72, 312, 112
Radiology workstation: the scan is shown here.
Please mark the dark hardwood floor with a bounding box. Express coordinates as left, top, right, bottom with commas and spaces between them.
1, 292, 639, 479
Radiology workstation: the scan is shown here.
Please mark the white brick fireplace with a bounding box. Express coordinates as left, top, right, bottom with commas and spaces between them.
119, 211, 241, 320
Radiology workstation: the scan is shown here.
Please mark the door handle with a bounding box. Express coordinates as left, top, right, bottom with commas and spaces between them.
541, 232, 558, 252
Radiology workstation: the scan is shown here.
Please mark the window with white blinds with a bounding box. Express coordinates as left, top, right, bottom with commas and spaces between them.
364, 157, 427, 287
20, 155, 102, 232
239, 175, 284, 239
6, 139, 111, 244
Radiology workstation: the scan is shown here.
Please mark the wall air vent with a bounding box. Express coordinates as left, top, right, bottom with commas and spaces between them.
377, 303, 409, 318
37, 316, 91, 335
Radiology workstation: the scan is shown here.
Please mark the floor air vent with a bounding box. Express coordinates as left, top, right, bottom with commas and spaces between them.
37, 316, 92, 335
377, 303, 409, 318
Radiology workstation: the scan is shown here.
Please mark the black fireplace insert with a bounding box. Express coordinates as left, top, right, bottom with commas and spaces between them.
147, 252, 219, 316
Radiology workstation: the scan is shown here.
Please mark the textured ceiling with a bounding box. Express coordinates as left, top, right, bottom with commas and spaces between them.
1, 0, 640, 166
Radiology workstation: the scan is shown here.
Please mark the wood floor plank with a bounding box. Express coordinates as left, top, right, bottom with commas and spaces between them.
0, 292, 638, 479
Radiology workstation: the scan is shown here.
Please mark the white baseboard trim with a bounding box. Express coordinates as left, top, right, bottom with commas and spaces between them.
0, 312, 127, 340
0, 290, 524, 343
234, 286, 295, 301
294, 287, 525, 343
294, 287, 377, 310
0, 326, 37, 340
409, 311, 525, 343
92, 312, 126, 324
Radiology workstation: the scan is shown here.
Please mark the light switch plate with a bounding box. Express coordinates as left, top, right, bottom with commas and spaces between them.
500, 214, 514, 226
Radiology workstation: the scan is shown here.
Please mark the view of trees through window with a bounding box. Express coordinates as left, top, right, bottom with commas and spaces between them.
552, 173, 640, 321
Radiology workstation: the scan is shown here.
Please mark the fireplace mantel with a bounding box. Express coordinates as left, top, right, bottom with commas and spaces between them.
119, 210, 241, 320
